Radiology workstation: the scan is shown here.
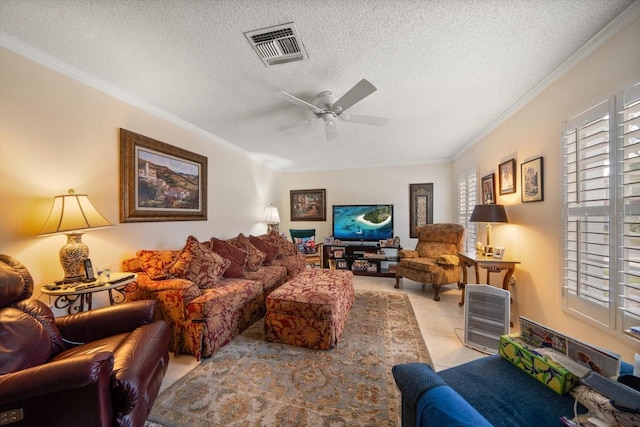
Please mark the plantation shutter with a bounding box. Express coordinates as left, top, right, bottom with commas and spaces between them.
618, 82, 640, 335
562, 98, 614, 326
458, 169, 477, 252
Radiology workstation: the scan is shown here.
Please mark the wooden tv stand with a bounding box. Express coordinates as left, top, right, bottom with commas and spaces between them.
322, 242, 400, 278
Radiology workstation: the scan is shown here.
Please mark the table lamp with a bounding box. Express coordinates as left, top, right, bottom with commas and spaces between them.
469, 204, 508, 248
264, 204, 280, 232
38, 189, 113, 283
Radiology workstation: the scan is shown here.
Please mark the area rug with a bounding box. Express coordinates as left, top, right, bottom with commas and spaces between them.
147, 290, 431, 426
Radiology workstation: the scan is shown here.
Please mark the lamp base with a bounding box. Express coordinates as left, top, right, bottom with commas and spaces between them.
60, 233, 89, 282
267, 223, 279, 232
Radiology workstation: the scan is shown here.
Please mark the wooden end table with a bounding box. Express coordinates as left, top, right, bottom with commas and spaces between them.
457, 251, 520, 307
41, 272, 137, 315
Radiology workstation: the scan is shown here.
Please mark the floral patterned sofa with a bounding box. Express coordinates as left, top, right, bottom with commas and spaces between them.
122, 230, 305, 360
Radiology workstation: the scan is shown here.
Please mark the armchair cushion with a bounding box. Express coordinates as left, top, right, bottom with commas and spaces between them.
399, 249, 419, 258
293, 236, 317, 254
168, 236, 230, 288
436, 254, 460, 266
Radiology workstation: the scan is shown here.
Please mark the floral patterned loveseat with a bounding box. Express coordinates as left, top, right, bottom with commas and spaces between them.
122, 230, 305, 359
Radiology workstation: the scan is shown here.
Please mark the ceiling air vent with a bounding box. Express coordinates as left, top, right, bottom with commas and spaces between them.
244, 23, 308, 66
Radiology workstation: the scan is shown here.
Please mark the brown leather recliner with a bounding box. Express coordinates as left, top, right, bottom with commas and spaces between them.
0, 254, 171, 427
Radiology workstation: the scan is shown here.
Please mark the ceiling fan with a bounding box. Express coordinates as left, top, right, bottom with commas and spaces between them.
277, 79, 389, 141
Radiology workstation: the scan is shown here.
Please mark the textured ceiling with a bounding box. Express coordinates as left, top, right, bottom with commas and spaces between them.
0, 0, 636, 171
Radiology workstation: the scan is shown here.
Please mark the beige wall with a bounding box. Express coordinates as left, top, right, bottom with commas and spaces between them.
454, 16, 640, 360
280, 162, 454, 245
0, 48, 282, 303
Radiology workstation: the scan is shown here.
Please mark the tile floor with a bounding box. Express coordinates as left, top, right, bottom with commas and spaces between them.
159, 275, 508, 393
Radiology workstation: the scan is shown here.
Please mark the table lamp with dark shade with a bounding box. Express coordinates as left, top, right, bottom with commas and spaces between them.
38, 189, 113, 283
470, 204, 509, 247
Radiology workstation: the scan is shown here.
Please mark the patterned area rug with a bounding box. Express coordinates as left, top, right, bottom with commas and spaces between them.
147, 290, 431, 426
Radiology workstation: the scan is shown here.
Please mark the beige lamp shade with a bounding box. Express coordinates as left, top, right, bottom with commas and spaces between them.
38, 189, 113, 282
38, 189, 113, 236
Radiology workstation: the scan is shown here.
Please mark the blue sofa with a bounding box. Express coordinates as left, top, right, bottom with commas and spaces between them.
393, 355, 634, 427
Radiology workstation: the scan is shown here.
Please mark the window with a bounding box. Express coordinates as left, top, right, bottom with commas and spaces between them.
458, 169, 477, 252
562, 81, 640, 338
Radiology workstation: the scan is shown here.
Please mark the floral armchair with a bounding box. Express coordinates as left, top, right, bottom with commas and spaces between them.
394, 223, 465, 301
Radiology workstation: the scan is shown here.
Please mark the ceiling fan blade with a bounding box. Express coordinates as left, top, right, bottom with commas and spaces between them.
277, 119, 315, 131
324, 119, 337, 141
277, 91, 323, 115
340, 114, 389, 127
332, 79, 377, 113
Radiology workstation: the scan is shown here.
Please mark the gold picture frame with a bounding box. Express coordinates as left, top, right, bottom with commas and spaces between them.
119, 129, 207, 222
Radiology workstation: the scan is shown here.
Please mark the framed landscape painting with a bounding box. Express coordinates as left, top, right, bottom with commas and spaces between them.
290, 189, 326, 221
119, 129, 207, 222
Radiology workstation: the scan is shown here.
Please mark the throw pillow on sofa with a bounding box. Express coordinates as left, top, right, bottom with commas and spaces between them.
136, 249, 179, 280
168, 236, 230, 288
227, 233, 265, 272
258, 230, 299, 257
249, 235, 278, 265
210, 237, 247, 278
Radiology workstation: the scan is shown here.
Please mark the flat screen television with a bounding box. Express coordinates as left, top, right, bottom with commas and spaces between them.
332, 204, 394, 242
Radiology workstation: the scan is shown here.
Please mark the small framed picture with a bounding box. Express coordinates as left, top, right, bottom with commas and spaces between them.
521, 157, 544, 203
481, 173, 496, 204
498, 159, 516, 195
493, 247, 506, 259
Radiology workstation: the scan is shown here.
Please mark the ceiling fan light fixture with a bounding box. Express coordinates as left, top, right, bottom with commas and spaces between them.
277, 78, 388, 141
322, 113, 335, 123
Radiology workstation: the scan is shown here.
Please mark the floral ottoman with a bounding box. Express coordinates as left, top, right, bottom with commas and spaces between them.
265, 269, 354, 350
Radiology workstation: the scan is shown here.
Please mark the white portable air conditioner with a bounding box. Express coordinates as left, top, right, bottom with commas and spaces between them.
464, 284, 510, 354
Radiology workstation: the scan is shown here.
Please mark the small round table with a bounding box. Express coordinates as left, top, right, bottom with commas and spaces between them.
41, 272, 137, 314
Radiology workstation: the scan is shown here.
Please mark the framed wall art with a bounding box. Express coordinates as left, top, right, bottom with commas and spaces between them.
498, 159, 516, 195
409, 183, 433, 238
119, 129, 207, 222
290, 189, 326, 221
521, 157, 544, 203
481, 173, 496, 204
